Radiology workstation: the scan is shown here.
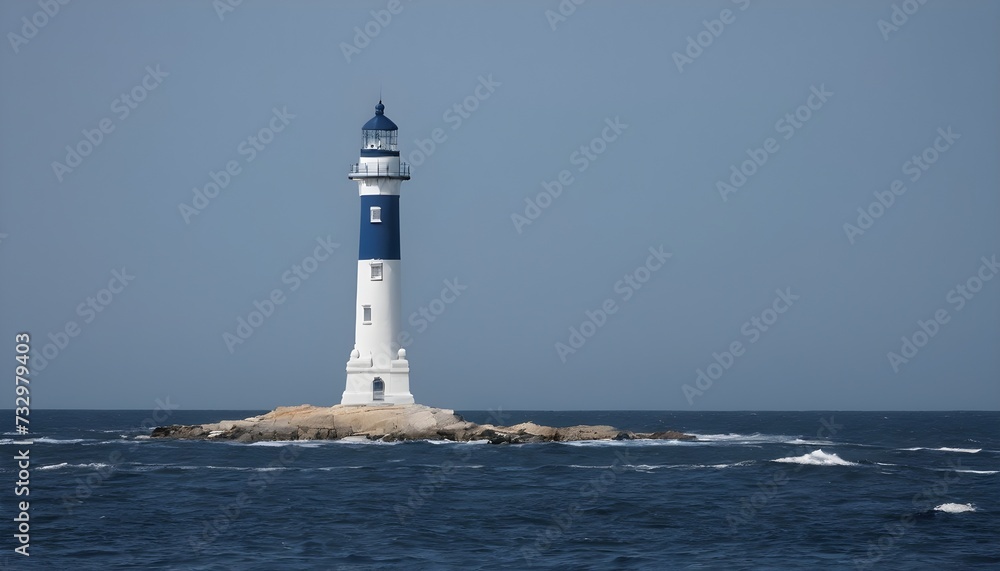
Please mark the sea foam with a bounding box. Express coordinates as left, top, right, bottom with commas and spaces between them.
38, 462, 112, 471
689, 432, 795, 444
901, 447, 981, 453
33, 437, 89, 444
934, 503, 976, 513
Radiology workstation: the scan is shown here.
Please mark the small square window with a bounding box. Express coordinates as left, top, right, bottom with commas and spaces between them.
370, 263, 383, 281
370, 206, 381, 223
363, 305, 372, 324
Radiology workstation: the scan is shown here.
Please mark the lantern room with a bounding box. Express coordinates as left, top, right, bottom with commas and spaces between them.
361, 101, 398, 153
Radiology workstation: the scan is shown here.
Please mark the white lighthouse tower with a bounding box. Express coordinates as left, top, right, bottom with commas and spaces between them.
341, 101, 414, 406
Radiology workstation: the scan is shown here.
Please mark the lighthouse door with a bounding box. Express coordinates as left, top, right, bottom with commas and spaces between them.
372, 378, 385, 401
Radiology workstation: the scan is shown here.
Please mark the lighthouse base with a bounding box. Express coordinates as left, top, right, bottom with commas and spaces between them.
341, 353, 413, 406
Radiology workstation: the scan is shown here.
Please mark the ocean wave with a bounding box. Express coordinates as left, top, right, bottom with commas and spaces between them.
155, 464, 292, 472
317, 466, 368, 471
0, 435, 96, 445
192, 437, 485, 446
569, 463, 677, 471
954, 469, 998, 475
244, 440, 328, 448
410, 463, 485, 469
97, 428, 154, 435
688, 432, 804, 445
773, 449, 857, 466
144, 463, 486, 472
627, 464, 662, 472
558, 439, 693, 448
712, 460, 756, 468
785, 439, 833, 446
672, 461, 756, 470
901, 447, 981, 453
567, 460, 755, 471
83, 439, 138, 446
934, 503, 976, 513
156, 464, 297, 472
38, 462, 113, 471
227, 439, 377, 447
331, 437, 401, 446
38, 462, 70, 470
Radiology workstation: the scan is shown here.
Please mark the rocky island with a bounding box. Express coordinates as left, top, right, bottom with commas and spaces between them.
150, 404, 696, 444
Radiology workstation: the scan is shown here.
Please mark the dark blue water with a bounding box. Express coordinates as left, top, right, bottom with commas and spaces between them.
2, 410, 997, 570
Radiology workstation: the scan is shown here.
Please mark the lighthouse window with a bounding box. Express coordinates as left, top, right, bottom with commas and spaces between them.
363, 305, 372, 324
370, 206, 381, 223
370, 263, 383, 281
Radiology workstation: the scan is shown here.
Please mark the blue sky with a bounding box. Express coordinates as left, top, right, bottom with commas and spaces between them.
1, 0, 997, 410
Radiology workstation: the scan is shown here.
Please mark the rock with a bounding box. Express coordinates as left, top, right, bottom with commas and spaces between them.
150, 404, 696, 445
643, 430, 697, 441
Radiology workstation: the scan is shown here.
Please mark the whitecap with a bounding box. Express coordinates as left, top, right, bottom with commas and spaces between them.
84, 439, 145, 446
900, 447, 981, 453
39, 462, 112, 471
156, 465, 242, 471
785, 438, 833, 446
934, 502, 976, 513
570, 463, 672, 471
163, 465, 292, 472
558, 439, 691, 447
33, 437, 89, 444
627, 464, 660, 472
38, 462, 70, 470
242, 440, 327, 448
773, 449, 857, 466
712, 460, 756, 468
317, 466, 367, 471
954, 469, 998, 475
333, 437, 400, 446
689, 433, 797, 445
676, 460, 757, 469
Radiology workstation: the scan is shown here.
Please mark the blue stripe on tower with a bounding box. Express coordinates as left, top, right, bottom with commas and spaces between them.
359, 195, 400, 260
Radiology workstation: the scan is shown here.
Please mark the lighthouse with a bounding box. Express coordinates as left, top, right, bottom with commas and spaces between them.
341, 101, 414, 406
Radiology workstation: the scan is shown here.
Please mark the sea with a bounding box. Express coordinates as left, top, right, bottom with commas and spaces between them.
1, 410, 997, 570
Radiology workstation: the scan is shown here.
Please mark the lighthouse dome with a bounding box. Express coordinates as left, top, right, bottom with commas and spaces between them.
362, 101, 398, 131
